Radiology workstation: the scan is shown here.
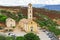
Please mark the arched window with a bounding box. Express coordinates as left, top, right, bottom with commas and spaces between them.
10, 24, 12, 27
30, 15, 31, 17
30, 10, 31, 13
31, 22, 32, 24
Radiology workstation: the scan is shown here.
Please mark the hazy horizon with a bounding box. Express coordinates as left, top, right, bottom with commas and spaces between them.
0, 0, 60, 6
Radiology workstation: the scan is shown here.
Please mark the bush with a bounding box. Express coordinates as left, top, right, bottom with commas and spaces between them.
24, 33, 40, 40
0, 14, 7, 22
0, 35, 6, 40
16, 36, 25, 40
6, 36, 15, 40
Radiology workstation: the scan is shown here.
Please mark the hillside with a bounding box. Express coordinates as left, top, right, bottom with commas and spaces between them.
0, 6, 60, 36
0, 6, 60, 19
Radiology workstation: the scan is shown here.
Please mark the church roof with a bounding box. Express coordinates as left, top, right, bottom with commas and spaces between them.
6, 18, 15, 21
19, 18, 30, 24
19, 18, 37, 25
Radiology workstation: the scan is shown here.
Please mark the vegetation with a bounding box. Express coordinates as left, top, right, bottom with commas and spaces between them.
24, 33, 40, 40
6, 36, 15, 40
0, 35, 6, 40
36, 13, 60, 36
0, 10, 26, 22
0, 14, 7, 23
0, 33, 40, 40
16, 36, 25, 40
17, 12, 26, 21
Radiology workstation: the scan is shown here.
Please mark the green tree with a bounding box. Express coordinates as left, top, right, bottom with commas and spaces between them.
16, 36, 25, 40
0, 14, 7, 22
24, 33, 40, 40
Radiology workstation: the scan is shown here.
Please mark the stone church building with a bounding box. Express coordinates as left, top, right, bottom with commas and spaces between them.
18, 3, 38, 33
6, 18, 16, 28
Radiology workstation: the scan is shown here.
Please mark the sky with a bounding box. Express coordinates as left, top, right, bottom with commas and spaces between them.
0, 0, 60, 6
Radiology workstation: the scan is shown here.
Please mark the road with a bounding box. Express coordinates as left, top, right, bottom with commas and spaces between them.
37, 30, 51, 40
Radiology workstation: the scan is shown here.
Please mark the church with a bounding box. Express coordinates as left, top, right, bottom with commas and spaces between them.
18, 3, 38, 33
6, 18, 16, 28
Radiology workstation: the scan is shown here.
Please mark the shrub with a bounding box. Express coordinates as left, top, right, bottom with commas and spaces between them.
6, 36, 15, 40
0, 35, 6, 40
24, 33, 40, 40
0, 14, 7, 22
16, 36, 25, 40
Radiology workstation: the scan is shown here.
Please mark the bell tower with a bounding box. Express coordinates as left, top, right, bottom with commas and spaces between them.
28, 3, 33, 20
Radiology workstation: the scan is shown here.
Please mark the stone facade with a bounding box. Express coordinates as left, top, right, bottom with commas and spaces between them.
6, 18, 16, 28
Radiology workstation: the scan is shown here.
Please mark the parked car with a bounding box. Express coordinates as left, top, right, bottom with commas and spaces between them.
42, 30, 59, 40
8, 32, 15, 36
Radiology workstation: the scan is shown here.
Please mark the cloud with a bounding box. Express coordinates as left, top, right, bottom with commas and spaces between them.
0, 0, 19, 6
0, 0, 60, 6
40, 0, 60, 5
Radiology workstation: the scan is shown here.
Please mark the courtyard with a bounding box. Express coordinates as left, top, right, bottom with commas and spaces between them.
0, 28, 53, 40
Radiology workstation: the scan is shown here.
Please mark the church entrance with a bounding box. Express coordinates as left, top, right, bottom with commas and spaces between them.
30, 27, 33, 32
